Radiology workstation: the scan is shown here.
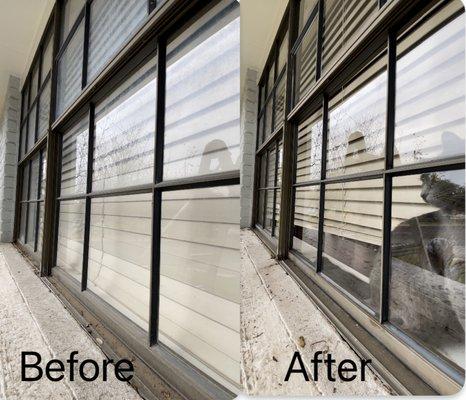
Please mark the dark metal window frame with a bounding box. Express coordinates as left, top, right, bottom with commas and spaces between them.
14, 0, 240, 399
252, 0, 465, 395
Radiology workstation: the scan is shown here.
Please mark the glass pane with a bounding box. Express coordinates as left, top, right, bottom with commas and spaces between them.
57, 20, 84, 117
299, 0, 318, 33
258, 114, 264, 145
19, 203, 27, 244
266, 145, 276, 188
56, 199, 85, 281
322, 0, 378, 74
257, 190, 265, 227
390, 170, 465, 368
88, 193, 152, 331
26, 202, 37, 249
88, 0, 147, 82
27, 105, 36, 151
37, 202, 45, 254
164, 0, 240, 180
296, 109, 322, 183
61, 117, 88, 196
293, 186, 320, 264
274, 73, 286, 127
264, 97, 273, 136
21, 165, 29, 201
93, 59, 156, 192
267, 63, 275, 95
30, 63, 39, 102
274, 189, 281, 237
20, 124, 27, 158
38, 80, 51, 138
327, 65, 386, 177
29, 154, 40, 200
159, 185, 240, 386
277, 31, 288, 73
61, 0, 85, 44
22, 85, 29, 119
323, 179, 383, 314
259, 154, 267, 188
41, 150, 47, 199
265, 189, 274, 233
41, 33, 53, 83
295, 16, 318, 102
277, 138, 283, 186
394, 14, 465, 166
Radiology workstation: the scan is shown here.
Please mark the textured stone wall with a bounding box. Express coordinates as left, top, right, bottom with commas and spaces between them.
0, 76, 20, 242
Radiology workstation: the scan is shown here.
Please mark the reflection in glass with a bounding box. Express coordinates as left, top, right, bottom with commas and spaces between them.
389, 170, 465, 368
61, 118, 88, 196
293, 185, 320, 265
395, 14, 465, 166
164, 0, 239, 180
56, 199, 85, 281
159, 185, 240, 388
327, 69, 386, 177
323, 179, 383, 314
57, 21, 84, 117
295, 16, 318, 102
88, 0, 147, 82
88, 193, 151, 331
93, 59, 156, 191
296, 109, 322, 183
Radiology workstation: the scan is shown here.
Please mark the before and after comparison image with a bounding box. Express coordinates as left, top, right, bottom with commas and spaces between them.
0, 0, 464, 399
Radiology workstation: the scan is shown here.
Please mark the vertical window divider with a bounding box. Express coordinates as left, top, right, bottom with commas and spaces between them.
315, 0, 324, 80
34, 150, 44, 252
81, 103, 95, 292
35, 53, 43, 143
82, 0, 91, 89
380, 30, 396, 323
272, 141, 279, 236
277, 0, 298, 259
149, 39, 166, 346
316, 93, 328, 273
24, 161, 32, 244
50, 131, 63, 274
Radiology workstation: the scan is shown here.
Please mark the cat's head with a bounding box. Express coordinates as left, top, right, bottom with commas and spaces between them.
420, 172, 465, 214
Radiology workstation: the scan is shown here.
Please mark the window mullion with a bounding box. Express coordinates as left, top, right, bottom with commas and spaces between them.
82, 1, 91, 88
315, 0, 324, 80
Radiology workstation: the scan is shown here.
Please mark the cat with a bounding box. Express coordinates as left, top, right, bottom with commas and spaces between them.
370, 171, 465, 347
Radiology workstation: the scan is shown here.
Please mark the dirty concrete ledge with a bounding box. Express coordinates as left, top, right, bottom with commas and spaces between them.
240, 229, 392, 397
0, 243, 141, 400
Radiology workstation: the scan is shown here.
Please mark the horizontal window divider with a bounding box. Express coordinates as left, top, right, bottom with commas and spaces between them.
299, 169, 385, 186
87, 183, 154, 199
287, 0, 433, 122
56, 193, 87, 201
257, 186, 280, 191
19, 199, 44, 204
256, 127, 283, 155
18, 135, 48, 166
290, 3, 319, 55
385, 157, 465, 177
155, 170, 240, 191
292, 180, 321, 188
51, 0, 192, 132
56, 6, 86, 61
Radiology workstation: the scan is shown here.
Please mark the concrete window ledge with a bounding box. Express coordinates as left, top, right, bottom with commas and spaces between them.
0, 243, 141, 400
240, 229, 393, 396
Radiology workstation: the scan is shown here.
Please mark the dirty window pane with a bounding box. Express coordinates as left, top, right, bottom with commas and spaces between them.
61, 117, 88, 196
323, 178, 383, 315
56, 199, 85, 281
394, 14, 465, 166
93, 59, 156, 191
293, 185, 320, 265
159, 185, 240, 387
88, 0, 147, 82
88, 193, 152, 331
163, 0, 240, 180
389, 170, 465, 368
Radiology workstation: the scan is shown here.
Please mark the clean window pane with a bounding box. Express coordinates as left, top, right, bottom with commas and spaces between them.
88, 0, 147, 82
61, 0, 85, 44
390, 170, 465, 368
296, 109, 322, 183
299, 0, 318, 33
322, 0, 378, 74
327, 63, 386, 177
93, 59, 156, 192
323, 179, 383, 314
88, 193, 151, 331
19, 203, 27, 244
56, 199, 85, 281
293, 185, 320, 264
41, 33, 53, 83
394, 14, 465, 166
61, 118, 88, 196
164, 0, 240, 180
159, 185, 240, 387
26, 202, 37, 248
38, 80, 51, 138
57, 20, 84, 117
295, 15, 318, 102
27, 105, 36, 151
